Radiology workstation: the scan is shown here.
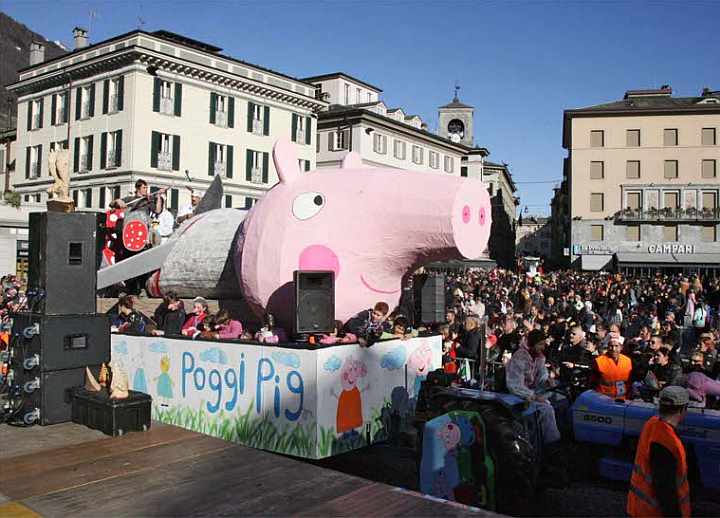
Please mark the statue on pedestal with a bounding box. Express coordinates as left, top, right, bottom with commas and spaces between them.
47, 148, 74, 212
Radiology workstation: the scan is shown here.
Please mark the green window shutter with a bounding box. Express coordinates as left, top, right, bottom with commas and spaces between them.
263, 106, 270, 136
38, 98, 43, 128
208, 142, 216, 176
75, 88, 82, 120
291, 113, 298, 142
174, 83, 182, 116
226, 145, 233, 178
37, 145, 42, 175
225, 195, 232, 208
305, 117, 312, 145
74, 137, 80, 172
247, 102, 254, 132
25, 147, 31, 178
209, 93, 217, 124
328, 131, 334, 151
262, 152, 269, 183
116, 130, 123, 166
172, 135, 180, 170
227, 97, 235, 128
62, 92, 69, 122
26, 101, 32, 131
89, 83, 95, 117
170, 188, 179, 211
117, 76, 124, 111
51, 95, 57, 125
73, 190, 78, 206
100, 132, 107, 169
86, 188, 93, 208
246, 149, 253, 181
87, 135, 94, 170
153, 77, 161, 112
102, 79, 109, 114
99, 187, 106, 209
151, 131, 160, 168
304, 160, 310, 172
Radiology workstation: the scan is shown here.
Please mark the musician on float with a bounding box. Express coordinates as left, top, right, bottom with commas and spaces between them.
112, 179, 165, 216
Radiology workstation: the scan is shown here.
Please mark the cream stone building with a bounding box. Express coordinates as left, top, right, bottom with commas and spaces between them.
8, 28, 325, 214
562, 86, 720, 273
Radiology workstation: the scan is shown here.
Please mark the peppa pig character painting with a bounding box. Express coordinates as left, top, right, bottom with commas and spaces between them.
98, 139, 492, 332
408, 343, 435, 398
332, 357, 368, 436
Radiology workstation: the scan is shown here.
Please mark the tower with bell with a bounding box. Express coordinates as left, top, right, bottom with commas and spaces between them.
438, 82, 474, 147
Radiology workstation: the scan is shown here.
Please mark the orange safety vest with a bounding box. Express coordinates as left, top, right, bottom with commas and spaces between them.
627, 416, 690, 517
595, 353, 632, 399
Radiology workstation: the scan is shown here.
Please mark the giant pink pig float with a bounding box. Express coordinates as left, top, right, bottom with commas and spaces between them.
101, 139, 492, 330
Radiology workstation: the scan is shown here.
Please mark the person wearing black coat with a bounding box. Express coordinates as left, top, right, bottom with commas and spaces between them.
456, 316, 483, 360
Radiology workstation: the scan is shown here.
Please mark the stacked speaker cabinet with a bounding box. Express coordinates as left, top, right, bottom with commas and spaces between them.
10, 212, 109, 425
293, 270, 334, 334
418, 274, 446, 324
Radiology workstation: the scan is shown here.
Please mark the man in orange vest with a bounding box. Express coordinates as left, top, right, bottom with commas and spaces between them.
593, 338, 633, 399
627, 386, 691, 517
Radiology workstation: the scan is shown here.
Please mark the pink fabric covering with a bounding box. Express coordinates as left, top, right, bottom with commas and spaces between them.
217, 320, 243, 340
319, 333, 357, 345
687, 371, 720, 404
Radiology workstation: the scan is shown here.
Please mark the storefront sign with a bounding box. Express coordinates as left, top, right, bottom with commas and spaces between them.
647, 244, 695, 254
573, 244, 616, 255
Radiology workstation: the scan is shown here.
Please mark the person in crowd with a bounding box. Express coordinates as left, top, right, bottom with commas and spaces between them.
647, 347, 684, 390
381, 316, 415, 340
176, 189, 204, 225
319, 320, 357, 345
445, 308, 463, 339
115, 295, 146, 335
152, 292, 185, 336
112, 178, 164, 216
210, 309, 243, 340
592, 338, 633, 400
627, 386, 691, 518
558, 326, 595, 380
182, 297, 209, 337
698, 332, 718, 376
456, 315, 483, 361
344, 301, 391, 346
506, 329, 561, 444
686, 351, 720, 407
496, 315, 521, 358
254, 313, 288, 344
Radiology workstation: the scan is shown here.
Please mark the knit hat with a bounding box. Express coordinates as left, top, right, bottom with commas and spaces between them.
659, 386, 689, 407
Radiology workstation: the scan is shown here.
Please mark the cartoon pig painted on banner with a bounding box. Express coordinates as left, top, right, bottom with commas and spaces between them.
237, 140, 492, 327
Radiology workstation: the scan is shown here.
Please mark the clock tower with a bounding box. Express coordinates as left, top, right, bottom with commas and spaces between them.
438, 84, 474, 147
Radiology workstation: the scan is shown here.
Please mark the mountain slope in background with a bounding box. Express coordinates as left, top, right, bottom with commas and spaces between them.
0, 11, 67, 131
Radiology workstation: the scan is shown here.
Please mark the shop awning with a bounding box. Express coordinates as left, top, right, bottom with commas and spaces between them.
615, 252, 720, 267
581, 254, 612, 271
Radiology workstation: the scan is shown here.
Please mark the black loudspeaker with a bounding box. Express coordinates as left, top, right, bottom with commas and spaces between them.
13, 365, 102, 425
294, 270, 334, 334
28, 212, 103, 315
420, 274, 446, 324
11, 313, 110, 371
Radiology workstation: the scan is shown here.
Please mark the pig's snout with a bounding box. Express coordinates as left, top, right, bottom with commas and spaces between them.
451, 180, 492, 259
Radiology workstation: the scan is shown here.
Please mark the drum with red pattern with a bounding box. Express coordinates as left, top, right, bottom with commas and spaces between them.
122, 210, 150, 252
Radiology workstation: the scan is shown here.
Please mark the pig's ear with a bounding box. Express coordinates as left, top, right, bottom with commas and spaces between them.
341, 152, 363, 170
273, 139, 300, 184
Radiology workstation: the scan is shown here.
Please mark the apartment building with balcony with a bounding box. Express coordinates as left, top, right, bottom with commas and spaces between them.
8, 28, 325, 214
562, 86, 720, 274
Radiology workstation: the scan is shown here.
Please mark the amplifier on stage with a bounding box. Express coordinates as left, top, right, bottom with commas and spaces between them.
11, 313, 110, 372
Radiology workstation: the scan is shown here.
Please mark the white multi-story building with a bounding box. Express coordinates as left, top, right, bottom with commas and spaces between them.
8, 28, 326, 213
304, 73, 467, 175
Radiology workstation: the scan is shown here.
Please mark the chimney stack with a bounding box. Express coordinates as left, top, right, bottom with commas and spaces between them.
29, 41, 45, 66
73, 27, 88, 49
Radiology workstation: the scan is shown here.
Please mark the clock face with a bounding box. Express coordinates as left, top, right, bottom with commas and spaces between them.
448, 119, 465, 139
450, 133, 461, 143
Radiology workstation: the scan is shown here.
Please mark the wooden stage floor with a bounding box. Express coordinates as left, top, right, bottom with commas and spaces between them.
0, 421, 493, 517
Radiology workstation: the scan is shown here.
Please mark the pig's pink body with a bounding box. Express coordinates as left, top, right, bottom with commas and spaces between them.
238, 140, 492, 328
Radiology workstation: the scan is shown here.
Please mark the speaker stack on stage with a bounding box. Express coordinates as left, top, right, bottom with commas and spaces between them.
293, 270, 335, 335
7, 212, 109, 425
414, 273, 446, 325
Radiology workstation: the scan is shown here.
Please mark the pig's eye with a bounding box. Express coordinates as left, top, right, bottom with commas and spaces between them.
292, 192, 325, 220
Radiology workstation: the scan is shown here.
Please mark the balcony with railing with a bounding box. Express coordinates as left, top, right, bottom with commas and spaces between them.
296, 128, 305, 143
32, 113, 41, 129
29, 162, 40, 178
81, 102, 92, 119
157, 151, 172, 171
110, 94, 119, 113
107, 151, 119, 168
160, 97, 174, 115
252, 118, 263, 135
615, 206, 720, 223
250, 167, 262, 184
80, 154, 90, 172
215, 111, 227, 127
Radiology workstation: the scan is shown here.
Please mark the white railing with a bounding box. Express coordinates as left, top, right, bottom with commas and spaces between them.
110, 94, 119, 112
81, 102, 92, 119
215, 111, 227, 127
251, 167, 263, 184
214, 161, 226, 177
160, 98, 174, 115
80, 154, 90, 172
29, 162, 40, 178
296, 128, 305, 143
252, 118, 263, 135
158, 152, 172, 171
32, 114, 41, 129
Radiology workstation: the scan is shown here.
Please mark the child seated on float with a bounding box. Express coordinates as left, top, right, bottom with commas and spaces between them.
380, 316, 417, 341
318, 320, 358, 345
199, 309, 242, 340
254, 313, 287, 344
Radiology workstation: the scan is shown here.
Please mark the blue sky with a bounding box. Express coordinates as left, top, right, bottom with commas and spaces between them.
3, 0, 720, 216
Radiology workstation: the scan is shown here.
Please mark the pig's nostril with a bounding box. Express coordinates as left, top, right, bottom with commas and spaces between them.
479, 207, 486, 225
462, 205, 471, 224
